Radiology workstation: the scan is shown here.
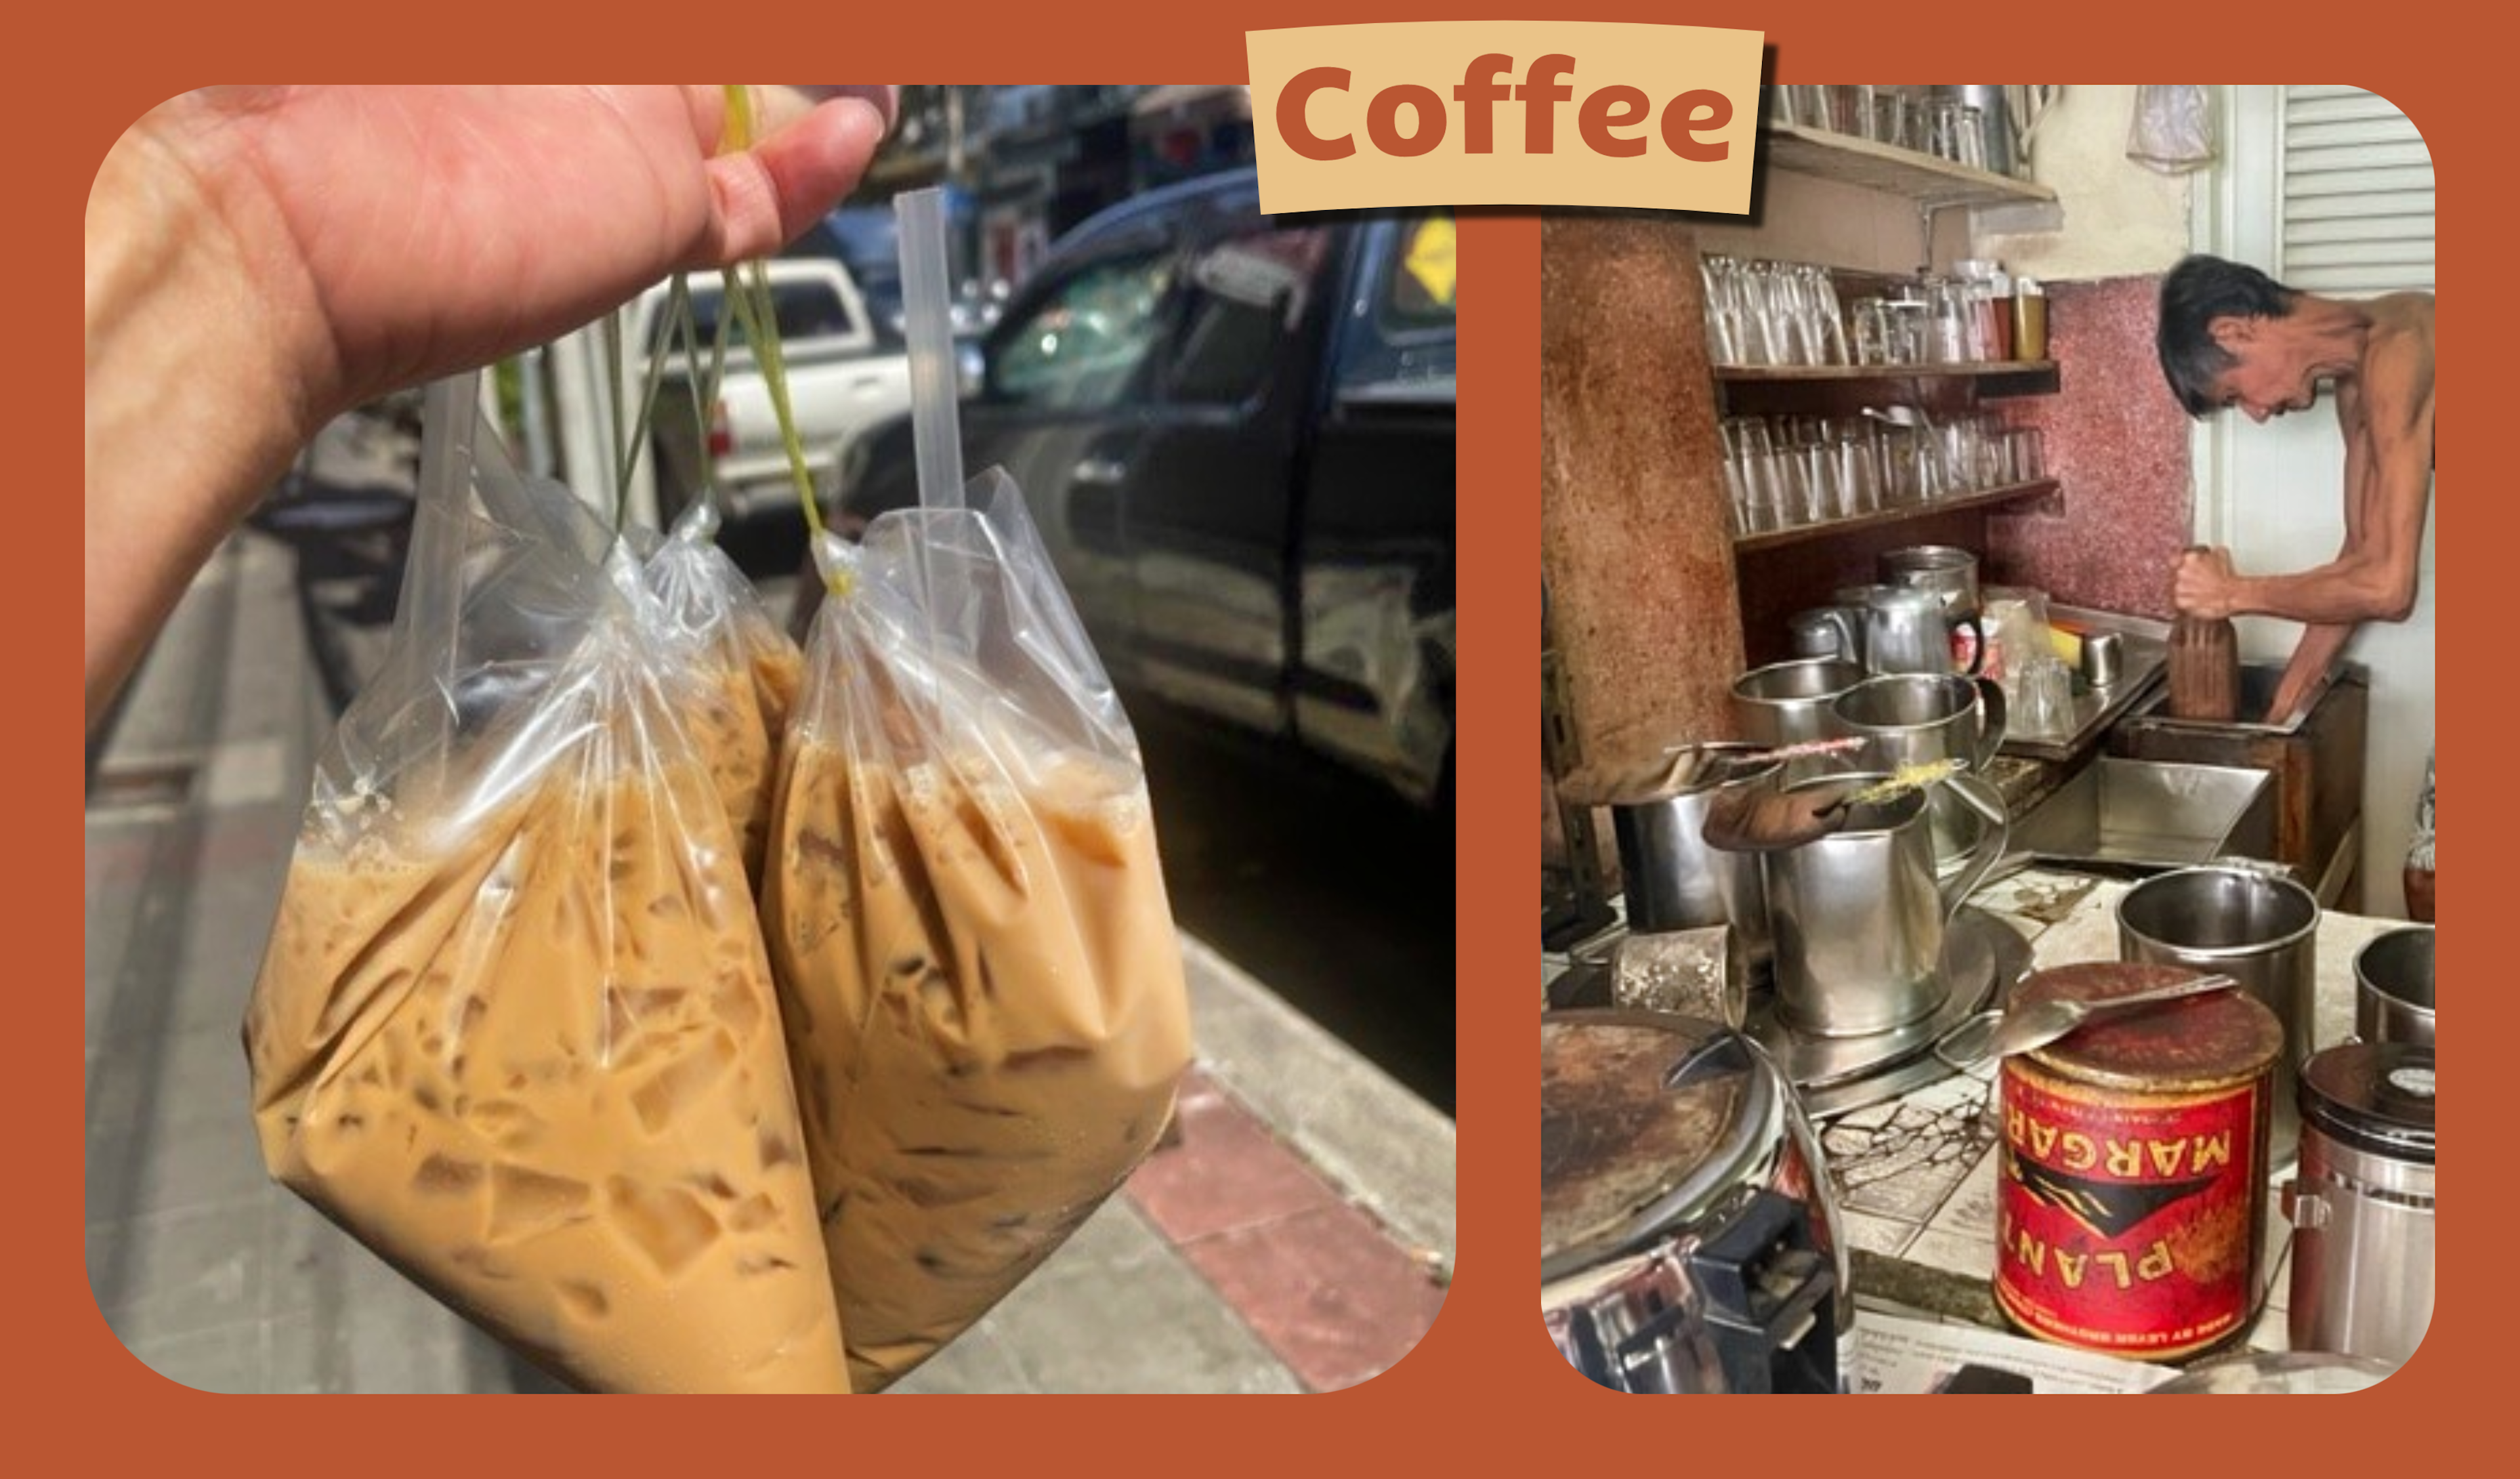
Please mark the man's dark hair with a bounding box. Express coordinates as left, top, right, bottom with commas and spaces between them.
2156, 255, 2301, 416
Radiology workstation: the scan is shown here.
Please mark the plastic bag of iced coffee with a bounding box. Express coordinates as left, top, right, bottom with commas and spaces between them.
643, 501, 804, 885
763, 468, 1194, 1391
245, 378, 849, 1394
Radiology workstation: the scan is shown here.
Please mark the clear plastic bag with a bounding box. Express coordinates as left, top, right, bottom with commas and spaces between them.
642, 501, 805, 884
2128, 84, 2216, 175
245, 377, 849, 1393
763, 468, 1194, 1391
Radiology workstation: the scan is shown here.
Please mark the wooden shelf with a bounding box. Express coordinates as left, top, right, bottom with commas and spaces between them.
1732, 480, 2059, 554
1716, 361, 2055, 383
1761, 124, 2059, 207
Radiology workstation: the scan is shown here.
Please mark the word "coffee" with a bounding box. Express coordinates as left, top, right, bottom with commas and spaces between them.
1276, 56, 1733, 161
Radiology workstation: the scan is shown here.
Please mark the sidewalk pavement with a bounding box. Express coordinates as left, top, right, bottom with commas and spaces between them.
84, 528, 1452, 1394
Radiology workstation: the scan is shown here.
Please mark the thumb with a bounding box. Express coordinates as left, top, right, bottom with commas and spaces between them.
695, 94, 891, 267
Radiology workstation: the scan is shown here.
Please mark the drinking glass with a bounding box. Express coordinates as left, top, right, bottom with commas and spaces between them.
2009, 427, 2047, 483
1852, 298, 1893, 366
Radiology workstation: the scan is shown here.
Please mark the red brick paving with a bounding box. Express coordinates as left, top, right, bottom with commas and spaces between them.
1125, 1069, 1445, 1391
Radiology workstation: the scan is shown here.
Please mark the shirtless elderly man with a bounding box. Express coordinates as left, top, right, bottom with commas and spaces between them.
2154, 253, 2435, 917
2154, 254, 2434, 724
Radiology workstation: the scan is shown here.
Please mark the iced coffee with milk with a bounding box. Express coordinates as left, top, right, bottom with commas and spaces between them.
763, 733, 1194, 1392
644, 538, 806, 886
679, 635, 803, 883
247, 732, 850, 1394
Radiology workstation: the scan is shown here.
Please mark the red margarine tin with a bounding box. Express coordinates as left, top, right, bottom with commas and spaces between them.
1996, 963, 2283, 1361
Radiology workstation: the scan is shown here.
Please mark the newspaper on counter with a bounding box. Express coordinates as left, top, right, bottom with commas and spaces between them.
1853, 1310, 2177, 1394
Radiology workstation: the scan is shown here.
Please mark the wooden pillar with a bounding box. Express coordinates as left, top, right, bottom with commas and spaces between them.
1540, 217, 1745, 780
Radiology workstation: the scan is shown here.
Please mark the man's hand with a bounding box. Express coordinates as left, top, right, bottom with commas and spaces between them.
2173, 545, 2243, 620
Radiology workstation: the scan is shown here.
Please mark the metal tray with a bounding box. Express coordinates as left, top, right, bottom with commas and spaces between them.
2120, 660, 2343, 738
1996, 605, 2170, 762
2011, 757, 2277, 874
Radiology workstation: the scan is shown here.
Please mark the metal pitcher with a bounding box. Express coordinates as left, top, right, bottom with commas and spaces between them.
1832, 672, 2008, 774
1878, 545, 1989, 675
1858, 587, 1957, 676
1763, 772, 2009, 1038
1731, 659, 1864, 749
1604, 743, 1779, 963
1790, 608, 1864, 665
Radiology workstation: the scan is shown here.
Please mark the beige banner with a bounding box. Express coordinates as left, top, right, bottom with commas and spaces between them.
1246, 21, 1763, 213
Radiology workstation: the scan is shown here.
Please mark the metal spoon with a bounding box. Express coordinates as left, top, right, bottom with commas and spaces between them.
1933, 973, 2239, 1070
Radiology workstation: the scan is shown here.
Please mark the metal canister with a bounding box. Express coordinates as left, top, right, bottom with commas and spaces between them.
1996, 963, 2283, 1362
2285, 1043, 2435, 1365
2353, 927, 2435, 1049
1542, 1012, 1849, 1393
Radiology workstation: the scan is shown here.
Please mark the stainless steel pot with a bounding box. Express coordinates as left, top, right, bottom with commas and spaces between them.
1732, 658, 1864, 749
1604, 743, 1778, 963
1542, 1012, 1849, 1393
2118, 864, 2321, 1165
1763, 772, 2008, 1037
2284, 1043, 2434, 1365
1831, 672, 2007, 774
2355, 926, 2435, 1049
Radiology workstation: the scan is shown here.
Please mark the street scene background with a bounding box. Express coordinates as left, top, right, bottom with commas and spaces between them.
85, 85, 1456, 1394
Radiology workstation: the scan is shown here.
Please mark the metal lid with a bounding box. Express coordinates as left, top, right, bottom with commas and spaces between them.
2017, 962, 2283, 1091
1540, 1010, 1781, 1284
2300, 1043, 2435, 1163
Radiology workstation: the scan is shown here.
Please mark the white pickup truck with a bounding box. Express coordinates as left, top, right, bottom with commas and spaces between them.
629, 258, 913, 528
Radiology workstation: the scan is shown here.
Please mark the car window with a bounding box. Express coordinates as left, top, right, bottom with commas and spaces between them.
1332, 213, 1458, 403
1161, 223, 1331, 406
652, 278, 862, 359
990, 253, 1177, 411
1382, 213, 1456, 333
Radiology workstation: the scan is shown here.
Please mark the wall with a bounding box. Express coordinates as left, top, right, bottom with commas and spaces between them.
1978, 85, 2193, 280
1986, 277, 2191, 617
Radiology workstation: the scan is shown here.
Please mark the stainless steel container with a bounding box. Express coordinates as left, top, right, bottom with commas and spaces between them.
1763, 773, 2007, 1037
1879, 545, 1983, 617
1859, 586, 1959, 676
1831, 673, 2007, 774
2010, 757, 2277, 873
2284, 1043, 2435, 1365
1790, 608, 1863, 665
2118, 864, 2320, 1164
2355, 926, 2435, 1049
1605, 744, 1779, 963
1731, 658, 1864, 749
1542, 1012, 1849, 1393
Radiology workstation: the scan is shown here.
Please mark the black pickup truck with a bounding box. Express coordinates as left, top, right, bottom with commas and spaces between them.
828, 170, 1456, 811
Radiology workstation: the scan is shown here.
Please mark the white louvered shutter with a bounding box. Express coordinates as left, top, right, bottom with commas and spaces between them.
2279, 86, 2434, 294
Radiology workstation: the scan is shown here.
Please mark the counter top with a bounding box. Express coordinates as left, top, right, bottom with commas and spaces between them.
1542, 865, 2414, 1375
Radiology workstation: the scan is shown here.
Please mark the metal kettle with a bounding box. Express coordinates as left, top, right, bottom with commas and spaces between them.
1853, 586, 1955, 676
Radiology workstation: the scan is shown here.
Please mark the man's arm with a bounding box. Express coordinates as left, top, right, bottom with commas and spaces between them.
2260, 371, 2374, 725
2228, 329, 2435, 625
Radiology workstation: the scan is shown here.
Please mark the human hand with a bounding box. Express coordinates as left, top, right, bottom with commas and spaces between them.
85, 85, 894, 728
104, 85, 896, 428
2173, 545, 2242, 620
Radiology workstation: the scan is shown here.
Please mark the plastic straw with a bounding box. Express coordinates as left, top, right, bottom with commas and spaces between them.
896, 188, 965, 510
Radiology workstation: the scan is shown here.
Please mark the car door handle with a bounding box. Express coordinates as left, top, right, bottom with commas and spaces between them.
1071, 457, 1129, 487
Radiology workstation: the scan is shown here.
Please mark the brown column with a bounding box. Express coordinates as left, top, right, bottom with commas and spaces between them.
1540, 216, 1744, 780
